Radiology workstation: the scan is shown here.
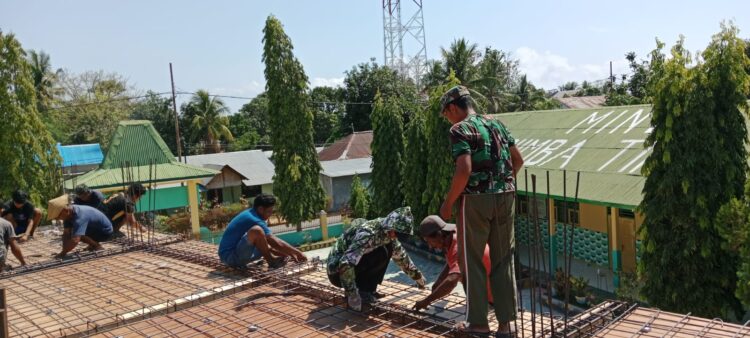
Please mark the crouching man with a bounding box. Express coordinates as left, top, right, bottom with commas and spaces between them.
413, 215, 494, 311
0, 218, 26, 270
48, 195, 114, 258
326, 207, 426, 311
218, 194, 306, 269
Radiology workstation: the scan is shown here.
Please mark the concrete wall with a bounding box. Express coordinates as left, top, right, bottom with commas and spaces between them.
328, 174, 371, 212
579, 203, 608, 233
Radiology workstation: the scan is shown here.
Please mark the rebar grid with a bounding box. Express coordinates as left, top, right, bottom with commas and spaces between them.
564, 303, 750, 338
92, 265, 452, 338
1, 233, 184, 279
0, 250, 243, 337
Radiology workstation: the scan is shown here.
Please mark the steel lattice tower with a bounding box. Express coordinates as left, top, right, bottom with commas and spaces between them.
382, 0, 427, 88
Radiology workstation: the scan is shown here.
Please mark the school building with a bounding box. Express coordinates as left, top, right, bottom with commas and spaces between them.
496, 104, 652, 289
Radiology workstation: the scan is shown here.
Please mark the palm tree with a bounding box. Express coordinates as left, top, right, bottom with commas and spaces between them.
188, 90, 233, 153
26, 50, 60, 113
472, 48, 518, 114
440, 39, 481, 84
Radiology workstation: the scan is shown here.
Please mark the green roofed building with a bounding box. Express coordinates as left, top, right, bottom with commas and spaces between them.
493, 104, 653, 288
64, 120, 218, 237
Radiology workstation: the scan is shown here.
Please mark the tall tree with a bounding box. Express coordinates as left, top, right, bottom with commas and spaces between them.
473, 47, 519, 114
56, 70, 134, 148
639, 25, 749, 318
309, 86, 344, 144
342, 60, 418, 132
440, 38, 481, 84
716, 180, 750, 308
422, 73, 461, 218
370, 93, 405, 215
185, 90, 233, 154
263, 15, 326, 230
229, 92, 270, 151
0, 32, 61, 204
26, 50, 60, 115
130, 91, 178, 153
402, 111, 429, 228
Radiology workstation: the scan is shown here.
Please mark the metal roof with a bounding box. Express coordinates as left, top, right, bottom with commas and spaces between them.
493, 104, 653, 209
64, 121, 217, 189
56, 143, 103, 167
554, 95, 606, 109
185, 150, 275, 186
320, 157, 372, 178
318, 131, 373, 161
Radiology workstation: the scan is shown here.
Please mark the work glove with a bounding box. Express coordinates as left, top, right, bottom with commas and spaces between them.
346, 290, 362, 311
415, 277, 426, 289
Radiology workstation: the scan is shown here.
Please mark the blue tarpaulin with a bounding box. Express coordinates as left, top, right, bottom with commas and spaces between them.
57, 143, 104, 167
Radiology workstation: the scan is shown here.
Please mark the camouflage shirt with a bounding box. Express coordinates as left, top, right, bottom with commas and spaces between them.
450, 114, 516, 194
326, 208, 422, 293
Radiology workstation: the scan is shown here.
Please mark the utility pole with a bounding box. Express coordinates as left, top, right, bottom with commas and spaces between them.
169, 63, 183, 162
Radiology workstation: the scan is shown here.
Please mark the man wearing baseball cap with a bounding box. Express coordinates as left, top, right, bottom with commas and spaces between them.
48, 195, 114, 258
412, 215, 493, 312
438, 85, 524, 336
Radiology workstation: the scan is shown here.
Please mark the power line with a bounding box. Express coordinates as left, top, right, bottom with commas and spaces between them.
46, 92, 173, 111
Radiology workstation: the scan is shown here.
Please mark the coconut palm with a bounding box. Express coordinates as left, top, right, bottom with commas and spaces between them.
440, 38, 481, 84
188, 90, 233, 153
26, 50, 60, 112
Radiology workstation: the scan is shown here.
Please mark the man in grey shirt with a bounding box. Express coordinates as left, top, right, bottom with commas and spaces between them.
0, 218, 27, 271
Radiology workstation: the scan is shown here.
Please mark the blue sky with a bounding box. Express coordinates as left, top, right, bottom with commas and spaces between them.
2, 0, 749, 111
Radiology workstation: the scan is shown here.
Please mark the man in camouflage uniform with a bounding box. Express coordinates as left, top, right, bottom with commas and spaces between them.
327, 207, 426, 311
439, 85, 525, 336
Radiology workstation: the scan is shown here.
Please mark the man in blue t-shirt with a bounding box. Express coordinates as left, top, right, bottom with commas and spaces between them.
218, 194, 306, 268
47, 195, 114, 258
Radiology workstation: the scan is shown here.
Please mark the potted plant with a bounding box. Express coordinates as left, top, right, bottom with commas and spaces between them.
553, 268, 568, 298
571, 276, 589, 305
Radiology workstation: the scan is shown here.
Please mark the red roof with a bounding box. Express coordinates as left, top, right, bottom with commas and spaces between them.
318, 131, 372, 161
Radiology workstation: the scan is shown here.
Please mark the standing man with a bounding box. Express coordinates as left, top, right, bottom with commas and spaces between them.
326, 207, 426, 311
73, 184, 105, 210
47, 195, 114, 257
438, 86, 524, 336
2, 190, 42, 242
218, 193, 306, 269
102, 183, 146, 233
413, 215, 493, 311
0, 217, 26, 271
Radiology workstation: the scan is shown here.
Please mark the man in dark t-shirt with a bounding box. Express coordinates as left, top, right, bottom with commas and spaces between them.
102, 183, 146, 233
1, 190, 42, 242
73, 185, 105, 210
47, 195, 113, 257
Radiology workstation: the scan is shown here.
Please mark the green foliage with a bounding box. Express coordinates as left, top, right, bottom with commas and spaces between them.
508, 75, 559, 112
26, 50, 61, 118
402, 111, 429, 228
349, 175, 370, 219
422, 73, 461, 219
639, 24, 750, 318
604, 52, 653, 105
262, 15, 326, 230
370, 93, 405, 216
164, 203, 246, 233
183, 90, 233, 154
574, 80, 603, 97
55, 70, 134, 149
0, 32, 62, 205
229, 93, 270, 150
130, 91, 179, 153
342, 60, 419, 132
716, 180, 750, 308
558, 81, 578, 91
309, 86, 345, 144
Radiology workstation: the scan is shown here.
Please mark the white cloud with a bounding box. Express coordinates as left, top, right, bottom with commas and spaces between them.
310, 77, 344, 88
211, 80, 265, 98
514, 47, 628, 90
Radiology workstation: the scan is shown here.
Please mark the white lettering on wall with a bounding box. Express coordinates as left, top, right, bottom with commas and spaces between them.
526, 139, 567, 165
597, 140, 644, 172
566, 111, 613, 134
